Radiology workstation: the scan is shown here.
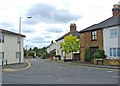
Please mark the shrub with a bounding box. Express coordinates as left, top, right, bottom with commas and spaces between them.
94, 49, 106, 59
55, 55, 61, 57
84, 49, 91, 62
93, 52, 101, 59
28, 50, 35, 56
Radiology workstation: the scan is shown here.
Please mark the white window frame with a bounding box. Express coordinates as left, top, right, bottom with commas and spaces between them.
17, 37, 20, 43
16, 52, 21, 58
0, 33, 4, 43
91, 31, 97, 40
109, 48, 120, 59
110, 29, 118, 37
0, 52, 4, 60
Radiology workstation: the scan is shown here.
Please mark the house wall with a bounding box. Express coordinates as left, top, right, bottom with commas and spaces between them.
56, 39, 73, 60
0, 33, 24, 65
47, 43, 56, 53
56, 39, 64, 60
80, 29, 103, 62
103, 26, 120, 59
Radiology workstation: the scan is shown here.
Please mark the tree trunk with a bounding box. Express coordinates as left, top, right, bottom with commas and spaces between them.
72, 52, 74, 62
64, 52, 66, 62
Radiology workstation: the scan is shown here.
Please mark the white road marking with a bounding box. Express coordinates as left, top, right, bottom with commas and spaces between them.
63, 68, 66, 69
47, 76, 52, 77
107, 70, 113, 72
112, 76, 120, 78
58, 67, 62, 68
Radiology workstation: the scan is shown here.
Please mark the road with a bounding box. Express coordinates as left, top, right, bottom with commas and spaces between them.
2, 58, 119, 84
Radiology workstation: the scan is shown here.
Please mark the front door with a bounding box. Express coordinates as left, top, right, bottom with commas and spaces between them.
90, 46, 98, 63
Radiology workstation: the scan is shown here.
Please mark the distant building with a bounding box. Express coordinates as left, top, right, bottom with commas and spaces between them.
0, 28, 25, 65
55, 23, 80, 61
46, 40, 56, 53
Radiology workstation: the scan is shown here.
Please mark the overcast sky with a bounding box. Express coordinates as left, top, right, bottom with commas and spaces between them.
0, 0, 119, 49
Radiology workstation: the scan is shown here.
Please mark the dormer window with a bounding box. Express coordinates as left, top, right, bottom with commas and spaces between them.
91, 31, 97, 41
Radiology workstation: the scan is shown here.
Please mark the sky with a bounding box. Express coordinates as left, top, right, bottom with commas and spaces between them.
0, 0, 120, 49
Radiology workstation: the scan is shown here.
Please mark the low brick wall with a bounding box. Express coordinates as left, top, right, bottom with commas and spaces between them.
106, 59, 120, 65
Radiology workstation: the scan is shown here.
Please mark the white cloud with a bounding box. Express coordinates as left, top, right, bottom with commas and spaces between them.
0, 0, 119, 48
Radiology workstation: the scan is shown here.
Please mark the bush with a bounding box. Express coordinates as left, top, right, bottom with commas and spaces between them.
40, 53, 46, 59
55, 55, 61, 57
28, 50, 35, 56
94, 49, 106, 59
93, 52, 101, 59
84, 49, 91, 62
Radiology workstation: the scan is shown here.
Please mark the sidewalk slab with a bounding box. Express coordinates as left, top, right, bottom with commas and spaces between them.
53, 60, 120, 70
2, 59, 29, 71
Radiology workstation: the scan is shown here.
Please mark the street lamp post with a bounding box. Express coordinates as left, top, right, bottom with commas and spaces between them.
19, 16, 32, 64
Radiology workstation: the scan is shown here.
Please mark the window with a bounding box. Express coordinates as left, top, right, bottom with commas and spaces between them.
110, 29, 118, 37
118, 48, 120, 57
17, 37, 20, 43
0, 33, 4, 43
16, 52, 21, 58
109, 48, 120, 58
0, 52, 4, 59
110, 48, 112, 57
57, 50, 59, 55
91, 31, 97, 40
113, 48, 117, 57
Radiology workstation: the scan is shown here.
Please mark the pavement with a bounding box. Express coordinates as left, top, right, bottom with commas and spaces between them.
1, 59, 120, 72
2, 59, 31, 72
49, 59, 120, 70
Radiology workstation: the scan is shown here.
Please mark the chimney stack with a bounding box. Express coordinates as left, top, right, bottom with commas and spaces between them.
70, 23, 76, 32
112, 4, 120, 17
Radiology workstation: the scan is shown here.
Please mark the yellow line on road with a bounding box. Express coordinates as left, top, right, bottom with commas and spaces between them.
2, 59, 31, 72
19, 59, 31, 71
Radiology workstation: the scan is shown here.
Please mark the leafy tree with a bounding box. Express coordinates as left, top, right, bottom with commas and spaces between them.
60, 34, 80, 60
28, 50, 35, 56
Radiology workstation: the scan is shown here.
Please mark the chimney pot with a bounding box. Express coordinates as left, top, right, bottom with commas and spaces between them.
112, 4, 120, 17
70, 23, 76, 32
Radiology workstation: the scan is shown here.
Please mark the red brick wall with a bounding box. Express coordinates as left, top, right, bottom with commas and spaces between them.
80, 29, 103, 62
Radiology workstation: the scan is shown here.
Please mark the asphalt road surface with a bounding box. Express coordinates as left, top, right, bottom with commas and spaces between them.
2, 58, 119, 84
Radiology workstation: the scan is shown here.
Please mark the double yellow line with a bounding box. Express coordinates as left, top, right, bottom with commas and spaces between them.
2, 59, 31, 72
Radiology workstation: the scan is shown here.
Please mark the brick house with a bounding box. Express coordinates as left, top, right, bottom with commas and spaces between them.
79, 25, 103, 63
79, 4, 120, 64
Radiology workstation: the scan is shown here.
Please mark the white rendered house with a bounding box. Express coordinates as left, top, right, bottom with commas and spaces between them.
55, 23, 80, 61
46, 41, 56, 53
103, 4, 120, 59
0, 28, 25, 65
103, 26, 120, 59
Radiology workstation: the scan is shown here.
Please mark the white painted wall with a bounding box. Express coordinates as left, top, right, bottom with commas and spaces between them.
103, 26, 120, 59
56, 39, 78, 60
47, 43, 56, 53
56, 39, 64, 60
0, 33, 24, 65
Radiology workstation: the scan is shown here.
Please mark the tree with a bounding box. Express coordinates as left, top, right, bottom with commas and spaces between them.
60, 34, 80, 60
28, 50, 35, 56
